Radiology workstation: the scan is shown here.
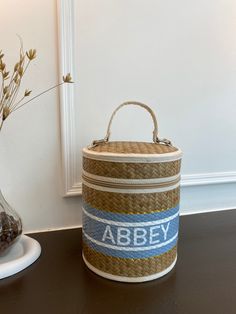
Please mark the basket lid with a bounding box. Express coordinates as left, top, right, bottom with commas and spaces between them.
88, 141, 178, 154
84, 102, 182, 162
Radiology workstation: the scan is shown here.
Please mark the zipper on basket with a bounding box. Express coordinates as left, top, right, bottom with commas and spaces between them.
82, 174, 180, 190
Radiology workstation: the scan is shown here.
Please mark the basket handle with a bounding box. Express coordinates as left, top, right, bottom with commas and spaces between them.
92, 101, 172, 147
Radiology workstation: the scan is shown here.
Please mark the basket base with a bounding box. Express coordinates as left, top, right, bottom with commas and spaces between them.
82, 253, 177, 283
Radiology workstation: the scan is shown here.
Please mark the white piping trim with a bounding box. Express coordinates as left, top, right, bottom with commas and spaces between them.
82, 170, 180, 184
82, 180, 180, 193
82, 230, 178, 251
82, 207, 179, 227
83, 147, 182, 163
83, 254, 177, 282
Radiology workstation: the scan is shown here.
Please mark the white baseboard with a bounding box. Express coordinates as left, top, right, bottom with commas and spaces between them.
181, 171, 236, 187
25, 225, 82, 235
180, 206, 235, 216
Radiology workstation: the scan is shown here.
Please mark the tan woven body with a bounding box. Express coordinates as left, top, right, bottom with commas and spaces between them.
82, 141, 182, 281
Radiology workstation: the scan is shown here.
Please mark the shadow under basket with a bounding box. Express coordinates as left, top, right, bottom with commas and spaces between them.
82, 101, 182, 283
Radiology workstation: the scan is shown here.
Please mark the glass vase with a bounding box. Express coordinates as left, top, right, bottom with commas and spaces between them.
0, 189, 22, 255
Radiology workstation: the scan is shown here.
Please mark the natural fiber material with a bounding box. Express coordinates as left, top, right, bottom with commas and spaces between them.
82, 101, 182, 282
83, 184, 180, 214
83, 158, 181, 179
83, 242, 177, 277
89, 141, 178, 154
104, 102, 160, 143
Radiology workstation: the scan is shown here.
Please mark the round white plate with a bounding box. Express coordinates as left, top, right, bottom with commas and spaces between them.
0, 235, 41, 279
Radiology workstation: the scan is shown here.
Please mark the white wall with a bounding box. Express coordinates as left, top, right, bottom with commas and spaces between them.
75, 0, 236, 213
0, 0, 81, 233
0, 0, 236, 234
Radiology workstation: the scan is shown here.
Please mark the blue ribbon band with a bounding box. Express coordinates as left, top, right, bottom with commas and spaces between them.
83, 203, 179, 259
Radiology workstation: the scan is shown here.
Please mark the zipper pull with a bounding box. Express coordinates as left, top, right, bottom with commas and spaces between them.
156, 137, 172, 146
88, 137, 108, 149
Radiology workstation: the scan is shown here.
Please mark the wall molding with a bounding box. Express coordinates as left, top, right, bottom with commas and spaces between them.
57, 0, 82, 196
57, 0, 236, 201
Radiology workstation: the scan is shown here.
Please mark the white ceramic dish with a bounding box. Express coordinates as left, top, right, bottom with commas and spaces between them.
0, 235, 41, 279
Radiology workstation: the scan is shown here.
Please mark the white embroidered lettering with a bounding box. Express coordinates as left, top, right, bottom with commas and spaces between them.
117, 227, 131, 246
102, 225, 115, 244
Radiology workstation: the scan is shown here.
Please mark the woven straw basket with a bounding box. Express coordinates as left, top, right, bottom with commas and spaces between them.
82, 101, 182, 283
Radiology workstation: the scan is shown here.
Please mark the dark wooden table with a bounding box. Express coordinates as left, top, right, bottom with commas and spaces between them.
0, 209, 236, 314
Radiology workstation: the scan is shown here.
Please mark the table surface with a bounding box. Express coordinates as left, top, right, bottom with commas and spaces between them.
0, 209, 236, 314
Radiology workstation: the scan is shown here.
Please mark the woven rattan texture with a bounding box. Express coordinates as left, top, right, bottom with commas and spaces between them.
83, 158, 181, 179
83, 242, 177, 277
89, 141, 178, 154
82, 185, 180, 214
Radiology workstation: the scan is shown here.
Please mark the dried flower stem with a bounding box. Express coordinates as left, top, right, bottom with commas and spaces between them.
12, 82, 65, 113
0, 41, 73, 131
0, 119, 3, 131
